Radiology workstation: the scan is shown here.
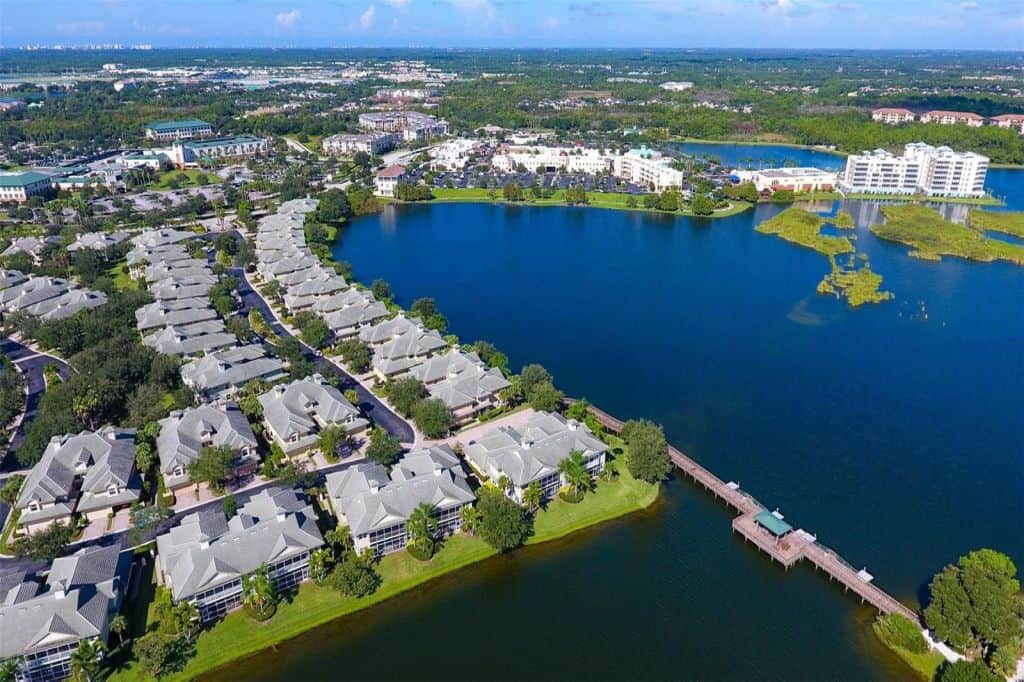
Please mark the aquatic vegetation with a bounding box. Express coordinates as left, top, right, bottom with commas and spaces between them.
832, 209, 855, 229
872, 205, 1024, 265
755, 208, 855, 257
817, 257, 893, 307
968, 209, 1024, 239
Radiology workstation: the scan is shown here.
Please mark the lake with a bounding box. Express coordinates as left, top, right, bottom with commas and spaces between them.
210, 161, 1024, 681
673, 141, 848, 170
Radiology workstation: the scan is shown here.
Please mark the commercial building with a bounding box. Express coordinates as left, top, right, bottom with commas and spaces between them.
258, 374, 369, 459
0, 171, 54, 203
156, 403, 258, 496
919, 110, 984, 127
991, 114, 1024, 135
326, 445, 475, 556
169, 135, 270, 167
839, 143, 988, 198
144, 118, 213, 141
613, 147, 685, 191
492, 144, 613, 175
871, 108, 916, 125
323, 132, 396, 156
15, 427, 140, 535
0, 545, 129, 682
735, 167, 838, 194
429, 138, 480, 171
464, 411, 608, 505
155, 487, 324, 622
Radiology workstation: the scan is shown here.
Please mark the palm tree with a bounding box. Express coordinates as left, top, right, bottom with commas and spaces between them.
496, 475, 513, 494
599, 459, 619, 483
172, 601, 199, 641
0, 657, 21, 682
558, 449, 591, 499
309, 547, 333, 585
406, 503, 438, 556
109, 613, 129, 647
69, 639, 104, 682
242, 565, 277, 617
523, 480, 543, 513
459, 505, 482, 536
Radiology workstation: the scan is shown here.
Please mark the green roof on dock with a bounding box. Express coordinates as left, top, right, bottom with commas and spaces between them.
755, 510, 793, 536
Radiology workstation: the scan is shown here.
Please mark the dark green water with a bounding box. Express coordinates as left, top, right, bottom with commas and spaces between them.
210, 166, 1024, 680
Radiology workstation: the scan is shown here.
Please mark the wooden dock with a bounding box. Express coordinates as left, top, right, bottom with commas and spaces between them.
578, 401, 918, 622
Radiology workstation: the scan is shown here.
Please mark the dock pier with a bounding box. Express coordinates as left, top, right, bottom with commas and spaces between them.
579, 401, 918, 622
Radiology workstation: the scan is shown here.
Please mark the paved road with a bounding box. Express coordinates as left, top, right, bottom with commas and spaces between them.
229, 266, 415, 443
1, 337, 71, 470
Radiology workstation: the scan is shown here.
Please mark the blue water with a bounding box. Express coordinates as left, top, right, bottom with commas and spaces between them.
219, 170, 1024, 681
674, 141, 847, 170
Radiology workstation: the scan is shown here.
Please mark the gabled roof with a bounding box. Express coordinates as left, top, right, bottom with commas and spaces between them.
180, 344, 286, 394
258, 374, 366, 452
157, 402, 257, 476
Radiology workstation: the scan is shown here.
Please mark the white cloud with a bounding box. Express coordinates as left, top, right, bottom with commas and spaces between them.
384, 0, 410, 7
360, 4, 377, 28
960, 0, 979, 8
542, 16, 559, 29
276, 9, 301, 29
449, 0, 497, 22
55, 20, 105, 35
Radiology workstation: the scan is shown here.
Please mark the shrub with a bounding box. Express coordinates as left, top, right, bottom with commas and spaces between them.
874, 613, 928, 654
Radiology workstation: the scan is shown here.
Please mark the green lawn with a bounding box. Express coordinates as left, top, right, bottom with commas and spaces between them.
109, 468, 659, 681
107, 262, 139, 291
429, 187, 752, 218
969, 209, 1024, 239
148, 169, 216, 190
871, 621, 945, 680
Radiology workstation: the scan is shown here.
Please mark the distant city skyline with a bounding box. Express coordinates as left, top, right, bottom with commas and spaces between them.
2, 0, 1022, 51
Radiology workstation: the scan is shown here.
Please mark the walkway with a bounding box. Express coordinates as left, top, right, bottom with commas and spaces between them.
580, 401, 919, 622
1, 336, 71, 471
230, 267, 415, 444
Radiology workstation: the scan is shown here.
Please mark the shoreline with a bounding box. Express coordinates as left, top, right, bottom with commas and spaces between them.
671, 137, 849, 157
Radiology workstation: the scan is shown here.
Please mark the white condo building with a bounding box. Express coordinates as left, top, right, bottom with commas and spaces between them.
491, 144, 684, 191
613, 147, 685, 191
840, 143, 988, 198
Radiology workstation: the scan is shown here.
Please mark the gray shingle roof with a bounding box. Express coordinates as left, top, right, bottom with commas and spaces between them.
327, 446, 474, 536
157, 402, 257, 487
464, 411, 607, 487
371, 325, 446, 377
180, 344, 286, 395
0, 276, 71, 311
28, 289, 108, 321
258, 374, 367, 454
136, 298, 217, 331
1, 236, 60, 258
0, 268, 28, 291
66, 231, 130, 252
131, 228, 195, 249
156, 487, 323, 602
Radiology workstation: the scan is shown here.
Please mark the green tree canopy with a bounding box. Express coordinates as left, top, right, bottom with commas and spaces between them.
365, 426, 402, 466
412, 398, 452, 439
476, 487, 533, 552
621, 419, 672, 484
386, 376, 427, 417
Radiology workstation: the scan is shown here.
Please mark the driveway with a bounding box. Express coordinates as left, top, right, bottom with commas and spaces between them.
0, 336, 72, 472
229, 267, 415, 444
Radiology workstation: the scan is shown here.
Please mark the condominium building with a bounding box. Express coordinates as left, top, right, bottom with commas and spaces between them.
871, 108, 916, 125
613, 147, 685, 191
491, 144, 613, 175
464, 411, 608, 505
840, 143, 988, 198
157, 403, 259, 495
258, 374, 369, 459
0, 171, 54, 203
169, 135, 270, 167
919, 110, 984, 127
375, 164, 408, 197
358, 111, 449, 143
1, 545, 129, 682
323, 132, 396, 156
326, 445, 475, 556
155, 487, 323, 622
991, 114, 1024, 135
144, 118, 213, 141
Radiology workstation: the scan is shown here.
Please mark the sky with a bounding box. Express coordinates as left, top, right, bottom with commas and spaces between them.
1, 0, 1022, 50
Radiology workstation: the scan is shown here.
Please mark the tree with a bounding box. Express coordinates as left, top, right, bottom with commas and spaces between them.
336, 339, 371, 373
657, 190, 680, 211
460, 505, 482, 536
412, 398, 452, 439
134, 442, 156, 475
0, 474, 25, 504
527, 381, 564, 412
387, 376, 427, 417
309, 547, 334, 584
924, 549, 1024, 660
409, 297, 447, 332
69, 638, 104, 682
558, 450, 592, 500
365, 426, 402, 466
503, 181, 524, 202
109, 613, 129, 647
13, 521, 73, 560
772, 188, 795, 203
522, 480, 543, 513
324, 526, 354, 554
690, 194, 715, 215
187, 444, 236, 492
299, 316, 332, 350
329, 550, 381, 598
242, 564, 277, 618
935, 661, 1000, 682
406, 502, 439, 558
520, 364, 552, 395
317, 188, 351, 223
222, 495, 237, 518
620, 419, 671, 484
476, 487, 533, 552
371, 278, 392, 301
318, 424, 351, 461
134, 634, 192, 679
0, 658, 20, 682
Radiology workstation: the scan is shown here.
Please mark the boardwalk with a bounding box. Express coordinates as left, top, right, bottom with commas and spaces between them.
579, 401, 918, 622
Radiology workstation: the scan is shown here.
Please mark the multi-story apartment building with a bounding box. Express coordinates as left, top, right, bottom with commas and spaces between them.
991, 114, 1024, 135
155, 487, 323, 622
919, 110, 984, 127
322, 132, 396, 156
144, 118, 213, 141
168, 135, 269, 167
840, 143, 988, 198
258, 374, 369, 460
871, 108, 916, 125
375, 164, 408, 197
326, 445, 475, 556
358, 111, 449, 143
613, 147, 685, 191
491, 144, 614, 175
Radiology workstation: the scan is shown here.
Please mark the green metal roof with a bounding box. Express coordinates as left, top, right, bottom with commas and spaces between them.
181, 135, 264, 150
0, 171, 51, 188
755, 510, 793, 536
145, 118, 211, 132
